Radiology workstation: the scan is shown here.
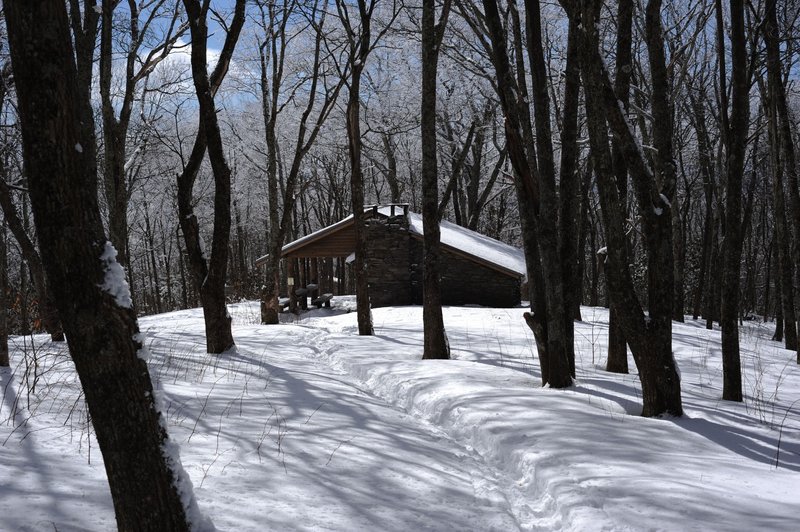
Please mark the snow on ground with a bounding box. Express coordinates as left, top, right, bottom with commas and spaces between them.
1, 299, 798, 531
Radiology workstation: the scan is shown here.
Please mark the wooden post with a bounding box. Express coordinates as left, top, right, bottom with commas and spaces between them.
325, 257, 333, 294
299, 258, 308, 310
311, 258, 319, 287
288, 257, 298, 313
309, 258, 319, 303
337, 257, 343, 295
280, 258, 288, 296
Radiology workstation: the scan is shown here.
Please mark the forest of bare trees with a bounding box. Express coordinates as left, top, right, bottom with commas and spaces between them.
2, 0, 800, 526
2, 0, 800, 518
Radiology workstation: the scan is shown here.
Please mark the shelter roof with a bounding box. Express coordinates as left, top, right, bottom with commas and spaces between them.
255, 205, 526, 279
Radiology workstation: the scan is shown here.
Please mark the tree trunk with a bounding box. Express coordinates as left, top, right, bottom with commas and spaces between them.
259, 2, 344, 325
344, 0, 374, 336
421, 0, 451, 360
554, 13, 581, 369
606, 0, 633, 371
705, 227, 721, 329
258, 1, 282, 325
572, 0, 682, 416
523, 0, 572, 386
68, 0, 100, 194
0, 178, 63, 341
479, 0, 568, 387
690, 90, 716, 321
720, 0, 749, 401
349, 95, 373, 335
767, 89, 798, 350
766, 0, 800, 362
0, 223, 8, 367
383, 133, 401, 203
4, 1, 204, 528
143, 202, 162, 315
672, 187, 685, 322
177, 0, 246, 353
0, 69, 63, 340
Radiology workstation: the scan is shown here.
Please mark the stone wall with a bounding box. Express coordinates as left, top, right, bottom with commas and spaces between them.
365, 214, 521, 308
438, 251, 521, 307
364, 215, 414, 307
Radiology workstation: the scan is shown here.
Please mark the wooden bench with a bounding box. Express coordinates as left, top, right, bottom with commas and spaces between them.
278, 297, 290, 310
312, 293, 333, 308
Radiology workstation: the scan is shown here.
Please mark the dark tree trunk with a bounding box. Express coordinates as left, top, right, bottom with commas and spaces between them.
382, 133, 401, 203
523, 0, 572, 386
705, 228, 721, 329
99, 1, 184, 276
554, 13, 581, 369
162, 231, 174, 310
720, 0, 750, 401
0, 223, 8, 367
672, 186, 685, 322
421, 0, 451, 360
0, 68, 62, 341
438, 121, 476, 222
479, 0, 570, 387
690, 91, 716, 321
4, 1, 202, 528
589, 212, 599, 307
0, 178, 63, 341
143, 201, 162, 315
348, 81, 373, 335
259, 1, 282, 325
177, 0, 246, 353
186, 0, 238, 353
570, 0, 682, 416
68, 0, 99, 190
606, 0, 633, 372
762, 238, 773, 323
343, 0, 375, 336
177, 226, 190, 309
773, 290, 785, 342
766, 0, 800, 362
767, 91, 798, 350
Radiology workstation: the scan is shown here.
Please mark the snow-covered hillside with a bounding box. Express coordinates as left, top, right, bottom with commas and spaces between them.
1, 300, 798, 530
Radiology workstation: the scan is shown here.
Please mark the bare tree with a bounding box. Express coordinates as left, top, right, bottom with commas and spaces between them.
0, 220, 7, 367
718, 0, 752, 401
176, 0, 246, 353
567, 0, 683, 416
475, 0, 573, 387
765, 0, 800, 363
258, 0, 346, 325
335, 0, 401, 336
605, 0, 633, 373
421, 0, 452, 360
3, 0, 206, 527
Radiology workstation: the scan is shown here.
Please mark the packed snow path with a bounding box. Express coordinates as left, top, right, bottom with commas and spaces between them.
154, 320, 525, 531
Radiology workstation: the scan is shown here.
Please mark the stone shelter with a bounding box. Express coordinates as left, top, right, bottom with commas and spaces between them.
256, 204, 526, 308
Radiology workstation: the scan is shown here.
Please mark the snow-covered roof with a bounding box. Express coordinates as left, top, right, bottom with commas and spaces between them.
256, 205, 526, 279
405, 212, 526, 278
